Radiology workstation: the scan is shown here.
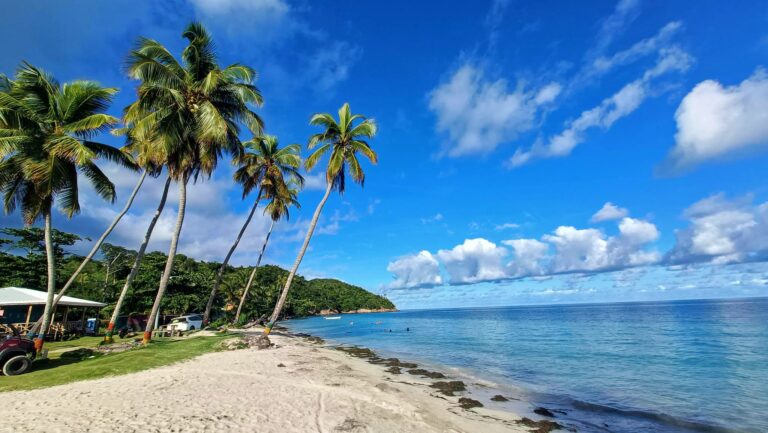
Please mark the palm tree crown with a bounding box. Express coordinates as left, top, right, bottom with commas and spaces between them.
125, 22, 263, 180
0, 63, 134, 224
305, 102, 377, 193
234, 134, 304, 200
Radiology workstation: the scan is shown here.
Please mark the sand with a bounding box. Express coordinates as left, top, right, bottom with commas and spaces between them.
1, 330, 532, 433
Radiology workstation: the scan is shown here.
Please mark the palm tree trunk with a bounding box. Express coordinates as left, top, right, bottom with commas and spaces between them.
35, 210, 56, 353
143, 175, 188, 344
264, 181, 333, 335
34, 169, 148, 336
203, 192, 262, 325
104, 176, 171, 343
234, 219, 275, 324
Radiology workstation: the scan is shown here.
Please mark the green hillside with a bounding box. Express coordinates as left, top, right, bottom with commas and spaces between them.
0, 227, 395, 323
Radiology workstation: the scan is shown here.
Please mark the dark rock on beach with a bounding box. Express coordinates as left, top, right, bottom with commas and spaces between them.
534, 407, 556, 418
385, 366, 402, 374
491, 394, 509, 402
336, 346, 377, 358
430, 381, 467, 396
517, 417, 563, 433
458, 397, 484, 410
407, 369, 446, 379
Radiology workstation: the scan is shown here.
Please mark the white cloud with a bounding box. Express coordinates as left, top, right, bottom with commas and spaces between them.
429, 64, 561, 157
589, 0, 641, 58
384, 251, 443, 290
661, 69, 768, 172
509, 46, 692, 167
190, 0, 295, 46
494, 222, 520, 230
503, 238, 549, 276
303, 41, 362, 93
667, 194, 768, 264
591, 202, 629, 222
303, 172, 327, 190
421, 213, 444, 224
437, 238, 509, 284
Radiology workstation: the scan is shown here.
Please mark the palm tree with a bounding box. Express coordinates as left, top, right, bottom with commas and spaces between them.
0, 63, 132, 350
103, 127, 169, 343
234, 185, 300, 324
125, 22, 263, 344
262, 103, 376, 337
203, 135, 302, 325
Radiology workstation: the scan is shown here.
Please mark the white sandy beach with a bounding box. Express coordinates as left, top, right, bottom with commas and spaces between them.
1, 331, 538, 433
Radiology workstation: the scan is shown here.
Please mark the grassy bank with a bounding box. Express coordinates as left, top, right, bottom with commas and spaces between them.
0, 334, 236, 392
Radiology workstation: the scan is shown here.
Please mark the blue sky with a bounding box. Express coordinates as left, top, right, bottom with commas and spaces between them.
2, 0, 768, 309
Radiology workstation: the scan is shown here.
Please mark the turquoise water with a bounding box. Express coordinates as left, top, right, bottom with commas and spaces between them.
285, 297, 768, 433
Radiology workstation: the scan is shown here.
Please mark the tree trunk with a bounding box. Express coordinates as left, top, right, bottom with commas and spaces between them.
234, 219, 274, 324
264, 181, 333, 335
35, 169, 148, 336
203, 192, 262, 325
143, 175, 188, 344
104, 176, 171, 343
35, 210, 56, 353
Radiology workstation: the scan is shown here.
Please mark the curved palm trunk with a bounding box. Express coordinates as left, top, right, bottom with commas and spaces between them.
143, 175, 188, 344
202, 192, 262, 325
34, 170, 148, 336
264, 182, 333, 335
34, 210, 56, 353
234, 219, 275, 324
104, 176, 171, 343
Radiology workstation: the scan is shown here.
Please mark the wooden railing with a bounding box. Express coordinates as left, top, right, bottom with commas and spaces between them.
0, 321, 85, 338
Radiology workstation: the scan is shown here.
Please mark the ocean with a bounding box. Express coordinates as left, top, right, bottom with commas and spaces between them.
285, 297, 768, 433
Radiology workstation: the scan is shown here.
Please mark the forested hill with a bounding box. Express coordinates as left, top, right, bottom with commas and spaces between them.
0, 227, 395, 322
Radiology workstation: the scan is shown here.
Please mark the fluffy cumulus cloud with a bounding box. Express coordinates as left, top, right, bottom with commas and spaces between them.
591, 202, 629, 222
429, 64, 561, 157
509, 46, 692, 167
436, 238, 509, 284
385, 251, 443, 290
661, 69, 768, 172
384, 215, 660, 288
667, 194, 768, 265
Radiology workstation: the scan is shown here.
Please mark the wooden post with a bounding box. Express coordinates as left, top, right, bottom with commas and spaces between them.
24, 305, 33, 333
80, 308, 87, 334
62, 306, 69, 337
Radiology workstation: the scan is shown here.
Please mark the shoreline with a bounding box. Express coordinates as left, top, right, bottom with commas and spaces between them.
1, 329, 554, 433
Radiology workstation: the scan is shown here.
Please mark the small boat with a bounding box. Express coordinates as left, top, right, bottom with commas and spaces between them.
324, 316, 341, 320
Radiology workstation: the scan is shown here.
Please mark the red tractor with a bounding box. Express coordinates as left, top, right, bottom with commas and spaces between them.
1, 323, 36, 376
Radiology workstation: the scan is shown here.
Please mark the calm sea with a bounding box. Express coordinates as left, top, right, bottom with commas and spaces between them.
285, 297, 768, 433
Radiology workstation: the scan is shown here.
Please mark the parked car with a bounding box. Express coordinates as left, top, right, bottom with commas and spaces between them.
1, 324, 36, 376
167, 314, 203, 332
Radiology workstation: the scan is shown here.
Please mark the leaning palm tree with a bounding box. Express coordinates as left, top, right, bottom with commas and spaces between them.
0, 63, 132, 350
262, 103, 377, 337
234, 184, 300, 324
203, 135, 303, 325
103, 126, 169, 343
125, 22, 263, 344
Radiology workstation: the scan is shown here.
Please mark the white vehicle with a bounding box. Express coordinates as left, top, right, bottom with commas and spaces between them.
168, 314, 203, 331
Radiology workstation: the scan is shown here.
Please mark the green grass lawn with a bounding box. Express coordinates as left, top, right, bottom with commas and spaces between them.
0, 334, 236, 392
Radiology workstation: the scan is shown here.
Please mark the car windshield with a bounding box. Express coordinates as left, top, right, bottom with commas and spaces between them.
172, 318, 187, 323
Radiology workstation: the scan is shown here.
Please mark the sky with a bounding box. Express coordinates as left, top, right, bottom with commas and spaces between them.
2, 0, 768, 310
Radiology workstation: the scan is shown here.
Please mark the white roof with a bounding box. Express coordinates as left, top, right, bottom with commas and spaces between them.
0, 287, 106, 308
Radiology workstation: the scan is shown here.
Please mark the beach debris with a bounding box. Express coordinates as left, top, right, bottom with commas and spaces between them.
491, 395, 509, 402
517, 417, 563, 433
334, 418, 366, 431
303, 336, 325, 345
430, 380, 467, 396
96, 341, 140, 354
533, 407, 556, 418
458, 397, 484, 410
385, 366, 402, 374
254, 335, 272, 349
407, 368, 446, 379
277, 363, 286, 368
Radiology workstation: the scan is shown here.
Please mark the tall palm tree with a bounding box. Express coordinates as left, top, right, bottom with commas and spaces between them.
234, 185, 300, 324
262, 103, 376, 337
103, 127, 169, 343
203, 135, 302, 325
125, 22, 263, 344
0, 63, 132, 350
